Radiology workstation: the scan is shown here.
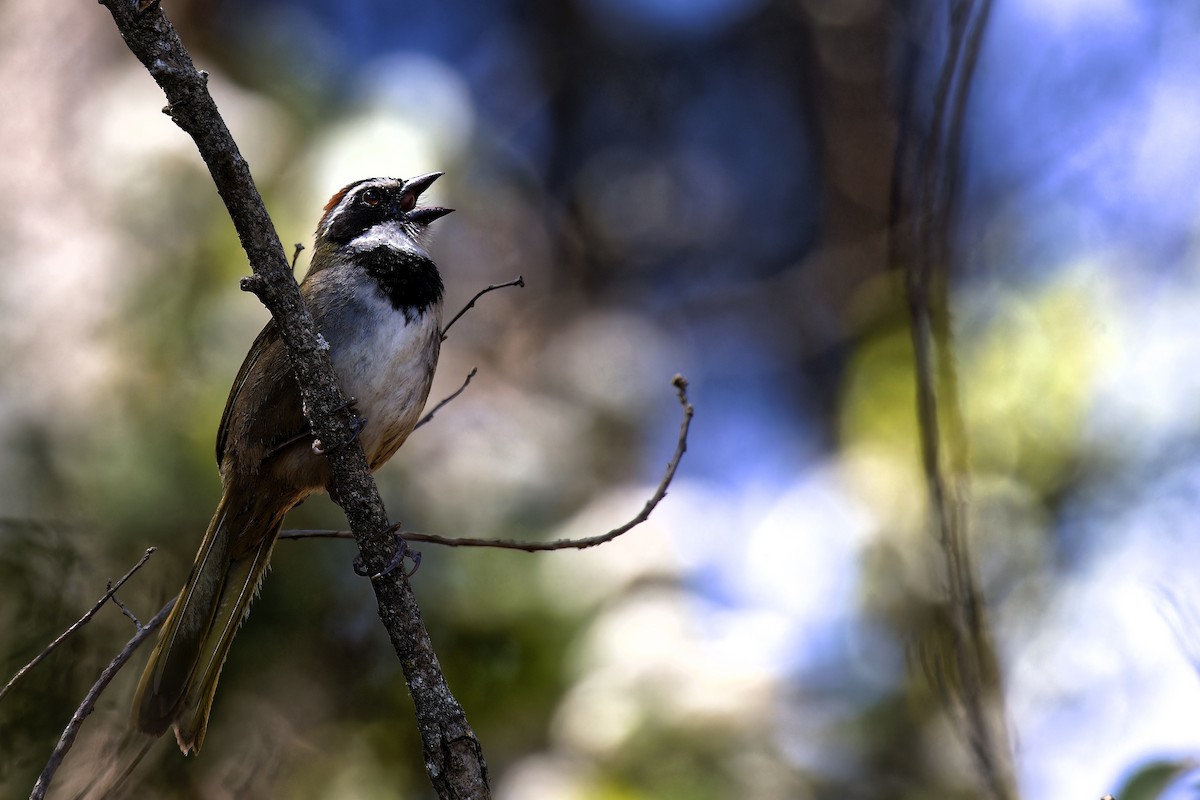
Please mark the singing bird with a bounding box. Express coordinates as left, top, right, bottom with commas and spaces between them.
132, 173, 452, 754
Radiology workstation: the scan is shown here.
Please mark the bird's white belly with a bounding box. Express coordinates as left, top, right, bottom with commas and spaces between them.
326, 293, 441, 466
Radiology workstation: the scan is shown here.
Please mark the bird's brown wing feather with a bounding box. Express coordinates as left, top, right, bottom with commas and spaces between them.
215, 319, 310, 470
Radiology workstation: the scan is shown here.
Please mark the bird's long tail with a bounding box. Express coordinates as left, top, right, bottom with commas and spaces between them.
132, 488, 286, 754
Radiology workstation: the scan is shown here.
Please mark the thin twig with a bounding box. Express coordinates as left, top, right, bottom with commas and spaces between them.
413, 367, 478, 431
894, 2, 1013, 799
931, 0, 996, 482
441, 276, 525, 340
108, 590, 144, 628
0, 548, 155, 705
283, 375, 693, 552
932, 6, 1012, 799
30, 598, 175, 800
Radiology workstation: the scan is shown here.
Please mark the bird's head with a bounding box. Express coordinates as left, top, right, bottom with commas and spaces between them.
316, 172, 453, 254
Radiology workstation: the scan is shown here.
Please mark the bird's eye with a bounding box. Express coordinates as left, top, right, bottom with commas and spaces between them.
399, 191, 416, 213
361, 188, 382, 207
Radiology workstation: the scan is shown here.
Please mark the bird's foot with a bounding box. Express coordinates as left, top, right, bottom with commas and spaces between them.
352, 525, 421, 580
271, 398, 364, 459
341, 397, 367, 438
311, 401, 368, 455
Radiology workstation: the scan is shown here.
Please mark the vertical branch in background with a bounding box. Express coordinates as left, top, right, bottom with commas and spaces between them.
891, 1, 1014, 799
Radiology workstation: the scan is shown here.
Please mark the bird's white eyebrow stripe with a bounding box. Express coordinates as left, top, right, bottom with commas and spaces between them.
331, 181, 371, 214
321, 179, 405, 234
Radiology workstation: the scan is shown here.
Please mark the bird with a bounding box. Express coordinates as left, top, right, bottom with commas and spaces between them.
131, 172, 453, 755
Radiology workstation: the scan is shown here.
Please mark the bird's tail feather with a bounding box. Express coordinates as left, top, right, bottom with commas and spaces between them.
132, 490, 284, 754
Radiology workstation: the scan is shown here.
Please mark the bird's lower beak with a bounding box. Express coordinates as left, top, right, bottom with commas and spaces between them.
408, 206, 454, 224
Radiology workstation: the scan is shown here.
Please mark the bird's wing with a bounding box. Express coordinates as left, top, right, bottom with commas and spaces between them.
215, 320, 311, 467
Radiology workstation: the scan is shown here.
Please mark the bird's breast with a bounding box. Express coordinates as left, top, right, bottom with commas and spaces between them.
322, 291, 442, 468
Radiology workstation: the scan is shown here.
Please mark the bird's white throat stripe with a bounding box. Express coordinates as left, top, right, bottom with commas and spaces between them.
348, 221, 430, 259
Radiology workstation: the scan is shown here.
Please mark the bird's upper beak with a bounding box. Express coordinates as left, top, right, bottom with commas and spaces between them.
404, 172, 454, 224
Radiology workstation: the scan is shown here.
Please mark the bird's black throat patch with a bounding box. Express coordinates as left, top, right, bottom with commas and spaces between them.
358, 246, 444, 322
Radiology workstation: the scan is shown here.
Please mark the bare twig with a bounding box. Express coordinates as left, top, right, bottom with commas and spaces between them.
283, 375, 693, 552
30, 598, 175, 800
0, 548, 155, 705
96, 2, 488, 796
441, 276, 525, 340
413, 367, 478, 431
108, 590, 145, 628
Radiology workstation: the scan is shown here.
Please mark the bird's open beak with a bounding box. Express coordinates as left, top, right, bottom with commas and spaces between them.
404, 171, 454, 224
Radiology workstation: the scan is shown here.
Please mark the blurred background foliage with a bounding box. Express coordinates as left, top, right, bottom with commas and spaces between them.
3, 0, 1200, 798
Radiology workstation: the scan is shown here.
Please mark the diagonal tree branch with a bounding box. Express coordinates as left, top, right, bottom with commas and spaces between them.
94, 2, 488, 797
